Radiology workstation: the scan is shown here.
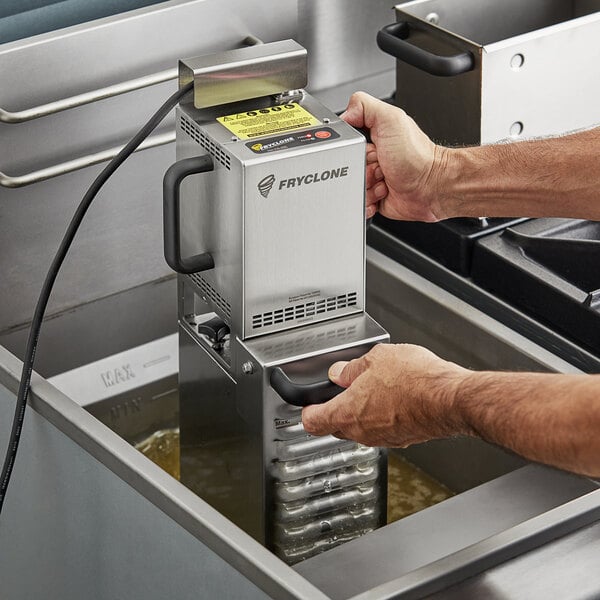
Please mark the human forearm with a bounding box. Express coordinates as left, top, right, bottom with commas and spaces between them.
439, 127, 600, 220
302, 344, 600, 478
454, 371, 600, 477
342, 92, 600, 222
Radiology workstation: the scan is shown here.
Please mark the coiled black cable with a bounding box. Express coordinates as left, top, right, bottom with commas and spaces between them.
0, 80, 194, 515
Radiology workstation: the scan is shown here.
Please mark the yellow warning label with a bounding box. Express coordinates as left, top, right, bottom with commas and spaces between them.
217, 103, 320, 140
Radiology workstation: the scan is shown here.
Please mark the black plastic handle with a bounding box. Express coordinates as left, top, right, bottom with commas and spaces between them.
270, 368, 345, 407
163, 155, 215, 274
377, 22, 474, 77
270, 344, 377, 407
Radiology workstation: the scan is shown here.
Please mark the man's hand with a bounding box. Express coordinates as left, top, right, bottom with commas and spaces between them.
302, 344, 600, 477
341, 92, 449, 222
302, 344, 467, 447
344, 92, 600, 221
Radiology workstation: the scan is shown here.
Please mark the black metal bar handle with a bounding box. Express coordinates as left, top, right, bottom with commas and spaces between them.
270, 368, 345, 407
163, 155, 215, 274
377, 22, 474, 77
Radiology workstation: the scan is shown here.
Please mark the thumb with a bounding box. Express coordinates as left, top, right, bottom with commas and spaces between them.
328, 355, 369, 388
340, 91, 369, 129
340, 91, 388, 131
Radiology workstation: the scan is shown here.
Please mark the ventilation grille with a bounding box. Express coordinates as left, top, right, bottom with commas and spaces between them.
252, 292, 358, 330
180, 115, 231, 170
188, 273, 232, 319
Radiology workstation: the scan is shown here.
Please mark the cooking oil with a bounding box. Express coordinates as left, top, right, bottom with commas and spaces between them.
135, 427, 180, 481
135, 428, 453, 524
387, 452, 453, 522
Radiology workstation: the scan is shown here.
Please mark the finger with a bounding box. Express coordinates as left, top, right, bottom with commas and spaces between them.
366, 204, 377, 219
366, 162, 382, 188
348, 91, 394, 131
340, 92, 370, 129
328, 354, 370, 388
302, 403, 337, 436
367, 183, 388, 206
366, 188, 382, 207
366, 144, 378, 164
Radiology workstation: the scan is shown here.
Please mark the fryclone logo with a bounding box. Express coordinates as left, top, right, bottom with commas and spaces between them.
257, 174, 276, 198
257, 167, 349, 198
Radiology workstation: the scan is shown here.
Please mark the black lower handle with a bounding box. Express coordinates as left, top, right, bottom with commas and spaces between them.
163, 155, 215, 274
270, 344, 378, 407
270, 367, 344, 407
377, 22, 474, 77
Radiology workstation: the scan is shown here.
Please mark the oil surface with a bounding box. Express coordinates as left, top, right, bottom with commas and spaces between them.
387, 452, 453, 522
135, 428, 180, 481
135, 428, 453, 524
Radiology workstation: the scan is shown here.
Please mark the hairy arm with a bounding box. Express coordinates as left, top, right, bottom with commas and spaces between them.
302, 344, 600, 478
442, 127, 600, 220
341, 92, 600, 221
456, 370, 600, 477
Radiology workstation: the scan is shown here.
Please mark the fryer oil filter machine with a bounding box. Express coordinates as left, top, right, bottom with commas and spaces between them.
162, 40, 389, 564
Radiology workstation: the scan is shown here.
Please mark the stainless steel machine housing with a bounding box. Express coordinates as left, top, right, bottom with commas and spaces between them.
176, 94, 367, 339
172, 41, 389, 563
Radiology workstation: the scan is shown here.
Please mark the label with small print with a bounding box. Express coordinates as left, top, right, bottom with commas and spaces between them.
217, 103, 320, 140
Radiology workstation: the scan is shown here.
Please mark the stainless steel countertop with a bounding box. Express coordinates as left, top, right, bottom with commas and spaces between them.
427, 520, 600, 600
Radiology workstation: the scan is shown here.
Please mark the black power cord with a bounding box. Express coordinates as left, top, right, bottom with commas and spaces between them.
0, 80, 194, 515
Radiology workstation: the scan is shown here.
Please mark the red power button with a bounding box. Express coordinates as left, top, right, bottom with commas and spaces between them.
315, 130, 331, 139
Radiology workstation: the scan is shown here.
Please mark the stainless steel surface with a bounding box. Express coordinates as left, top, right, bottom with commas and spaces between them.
272, 445, 380, 483
0, 275, 177, 378
2, 243, 600, 597
276, 436, 357, 461
0, 67, 177, 124
178, 311, 389, 562
392, 0, 600, 145
0, 346, 328, 600
297, 0, 397, 91
180, 40, 307, 109
295, 466, 599, 599
366, 248, 584, 373
427, 521, 600, 600
244, 312, 388, 366
0, 131, 174, 188
48, 333, 177, 407
177, 92, 366, 339
0, 0, 297, 336
275, 505, 379, 543
275, 484, 379, 523
274, 462, 379, 502
173, 68, 389, 562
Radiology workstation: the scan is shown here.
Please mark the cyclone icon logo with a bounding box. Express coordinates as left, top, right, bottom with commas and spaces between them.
257, 174, 276, 198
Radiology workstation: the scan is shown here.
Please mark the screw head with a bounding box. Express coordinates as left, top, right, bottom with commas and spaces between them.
242, 361, 255, 375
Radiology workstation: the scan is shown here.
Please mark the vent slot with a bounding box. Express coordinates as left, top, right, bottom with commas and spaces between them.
252, 292, 357, 330
188, 273, 232, 319
180, 115, 231, 170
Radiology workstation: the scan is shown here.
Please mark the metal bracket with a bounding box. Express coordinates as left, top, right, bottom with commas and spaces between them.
179, 39, 308, 109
